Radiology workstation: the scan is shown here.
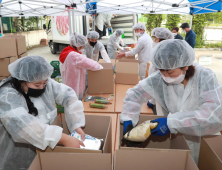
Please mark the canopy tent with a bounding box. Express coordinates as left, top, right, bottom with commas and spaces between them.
0, 0, 221, 35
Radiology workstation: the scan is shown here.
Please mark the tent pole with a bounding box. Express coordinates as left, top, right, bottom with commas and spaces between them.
0, 6, 3, 36
92, 15, 95, 31
190, 15, 193, 29
72, 0, 75, 33
68, 8, 72, 35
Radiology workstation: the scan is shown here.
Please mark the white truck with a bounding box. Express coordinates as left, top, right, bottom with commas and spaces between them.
44, 14, 138, 54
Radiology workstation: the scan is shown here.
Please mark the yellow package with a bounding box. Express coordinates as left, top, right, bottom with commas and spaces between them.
124, 120, 158, 142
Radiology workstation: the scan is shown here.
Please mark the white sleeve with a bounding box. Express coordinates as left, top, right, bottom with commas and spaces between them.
167, 72, 222, 136
114, 42, 124, 51
100, 50, 111, 63
50, 79, 85, 133
125, 39, 144, 57
148, 63, 158, 76
120, 38, 124, 46
0, 92, 63, 150
120, 83, 152, 126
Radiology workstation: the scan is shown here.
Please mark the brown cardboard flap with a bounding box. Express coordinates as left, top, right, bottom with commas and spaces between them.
115, 72, 138, 85
0, 56, 18, 76
198, 136, 222, 170
100, 63, 113, 69
40, 153, 112, 170
171, 133, 190, 151
114, 149, 187, 170
28, 156, 41, 170
186, 154, 198, 170
116, 62, 138, 74
5, 35, 26, 55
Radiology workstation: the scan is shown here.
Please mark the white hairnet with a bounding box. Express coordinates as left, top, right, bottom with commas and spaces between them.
86, 31, 99, 39
151, 27, 174, 40
8, 56, 53, 82
151, 39, 195, 70
70, 32, 88, 47
116, 29, 124, 36
132, 23, 146, 31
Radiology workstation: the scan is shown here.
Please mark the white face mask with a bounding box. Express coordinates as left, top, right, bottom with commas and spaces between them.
135, 32, 142, 37
161, 71, 185, 84
183, 30, 186, 33
152, 42, 158, 48
172, 33, 177, 37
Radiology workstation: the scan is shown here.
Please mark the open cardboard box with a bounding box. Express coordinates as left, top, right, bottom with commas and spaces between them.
115, 62, 139, 85
114, 115, 197, 170
0, 56, 18, 76
0, 36, 17, 58
98, 59, 116, 66
88, 63, 114, 94
198, 135, 222, 170
29, 114, 112, 170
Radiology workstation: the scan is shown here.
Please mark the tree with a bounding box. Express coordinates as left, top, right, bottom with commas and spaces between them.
165, 14, 181, 31
143, 14, 163, 35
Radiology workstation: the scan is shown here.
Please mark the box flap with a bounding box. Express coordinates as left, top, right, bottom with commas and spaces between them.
116, 62, 138, 74
185, 154, 198, 170
115, 72, 138, 85
100, 63, 113, 69
40, 153, 112, 170
114, 149, 187, 170
198, 137, 222, 170
28, 156, 41, 170
0, 37, 17, 58
51, 115, 62, 127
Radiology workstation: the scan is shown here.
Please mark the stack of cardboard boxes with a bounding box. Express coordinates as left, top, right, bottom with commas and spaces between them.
40, 39, 48, 46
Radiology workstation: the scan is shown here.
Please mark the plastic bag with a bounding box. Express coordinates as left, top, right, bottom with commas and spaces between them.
84, 95, 107, 102
124, 120, 158, 142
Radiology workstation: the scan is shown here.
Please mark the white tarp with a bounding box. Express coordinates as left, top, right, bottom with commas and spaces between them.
0, 0, 220, 16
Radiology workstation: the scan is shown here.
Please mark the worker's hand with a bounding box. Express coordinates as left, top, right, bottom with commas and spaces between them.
151, 118, 169, 136
59, 133, 85, 148
123, 120, 133, 135
117, 52, 125, 59
75, 127, 86, 141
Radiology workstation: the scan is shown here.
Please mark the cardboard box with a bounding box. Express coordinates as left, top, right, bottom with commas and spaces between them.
114, 150, 198, 170
115, 51, 119, 59
0, 37, 17, 58
98, 59, 116, 66
115, 62, 139, 85
29, 114, 112, 170
18, 52, 28, 58
198, 135, 222, 170
123, 47, 131, 51
0, 56, 18, 76
0, 77, 7, 82
88, 63, 114, 94
118, 56, 138, 63
5, 35, 26, 55
117, 115, 190, 152
40, 39, 48, 46
114, 115, 196, 170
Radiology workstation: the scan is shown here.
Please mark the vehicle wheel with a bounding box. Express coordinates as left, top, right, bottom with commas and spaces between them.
50, 42, 57, 54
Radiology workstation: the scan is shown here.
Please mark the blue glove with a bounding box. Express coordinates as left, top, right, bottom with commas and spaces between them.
151, 118, 169, 136
123, 120, 133, 135
147, 101, 153, 109
123, 45, 127, 47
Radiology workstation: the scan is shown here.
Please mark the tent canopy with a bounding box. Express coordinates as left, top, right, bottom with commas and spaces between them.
0, 0, 221, 17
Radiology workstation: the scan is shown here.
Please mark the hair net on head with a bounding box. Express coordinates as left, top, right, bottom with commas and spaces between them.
70, 32, 88, 47
8, 56, 54, 82
86, 31, 99, 39
151, 27, 174, 40
151, 39, 195, 70
116, 29, 124, 36
132, 23, 146, 31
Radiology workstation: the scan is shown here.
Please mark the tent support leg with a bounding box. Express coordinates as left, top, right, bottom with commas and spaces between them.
190, 15, 193, 29
92, 15, 95, 31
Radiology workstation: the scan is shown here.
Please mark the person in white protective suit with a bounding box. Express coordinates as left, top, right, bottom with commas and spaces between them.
147, 27, 174, 109
117, 23, 152, 80
95, 14, 114, 38
121, 39, 222, 165
0, 56, 86, 169
84, 31, 111, 63
107, 29, 126, 59
60, 32, 103, 100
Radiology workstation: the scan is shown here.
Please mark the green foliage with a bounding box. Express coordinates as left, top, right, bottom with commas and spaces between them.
204, 42, 222, 48
192, 14, 210, 48
143, 14, 163, 34
165, 14, 181, 31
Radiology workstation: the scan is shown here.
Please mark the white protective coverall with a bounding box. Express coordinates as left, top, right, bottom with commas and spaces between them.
95, 14, 112, 32
0, 56, 85, 169
120, 39, 222, 164
125, 32, 152, 80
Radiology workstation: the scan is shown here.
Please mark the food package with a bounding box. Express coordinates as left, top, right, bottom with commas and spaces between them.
89, 103, 108, 109
124, 120, 158, 142
71, 131, 103, 150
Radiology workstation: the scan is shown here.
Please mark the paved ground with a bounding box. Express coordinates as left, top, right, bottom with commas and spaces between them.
27, 46, 222, 85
